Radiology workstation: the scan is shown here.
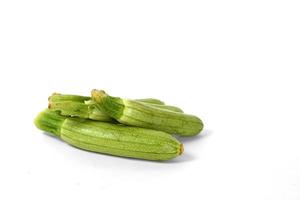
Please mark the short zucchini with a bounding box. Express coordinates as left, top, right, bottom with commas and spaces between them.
91, 90, 203, 136
34, 109, 183, 161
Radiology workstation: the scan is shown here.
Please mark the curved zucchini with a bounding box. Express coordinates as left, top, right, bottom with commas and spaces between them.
48, 93, 183, 121
34, 109, 183, 161
91, 90, 203, 136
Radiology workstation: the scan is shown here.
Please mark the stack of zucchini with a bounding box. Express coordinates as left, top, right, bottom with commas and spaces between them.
34, 89, 204, 161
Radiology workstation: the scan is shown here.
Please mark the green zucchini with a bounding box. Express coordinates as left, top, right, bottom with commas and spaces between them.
91, 90, 203, 136
48, 93, 183, 121
34, 109, 183, 161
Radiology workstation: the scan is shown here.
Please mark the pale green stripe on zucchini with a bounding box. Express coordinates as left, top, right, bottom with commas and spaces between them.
91, 90, 203, 136
139, 102, 183, 113
34, 109, 183, 161
135, 98, 165, 105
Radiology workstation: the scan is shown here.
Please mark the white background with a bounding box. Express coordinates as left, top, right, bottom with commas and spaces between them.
0, 1, 299, 199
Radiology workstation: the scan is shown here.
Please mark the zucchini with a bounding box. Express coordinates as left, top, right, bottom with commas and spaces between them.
48, 93, 183, 121
91, 90, 203, 136
34, 109, 183, 161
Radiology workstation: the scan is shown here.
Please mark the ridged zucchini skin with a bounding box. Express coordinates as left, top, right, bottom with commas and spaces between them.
34, 109, 183, 161
48, 93, 183, 121
91, 90, 203, 136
